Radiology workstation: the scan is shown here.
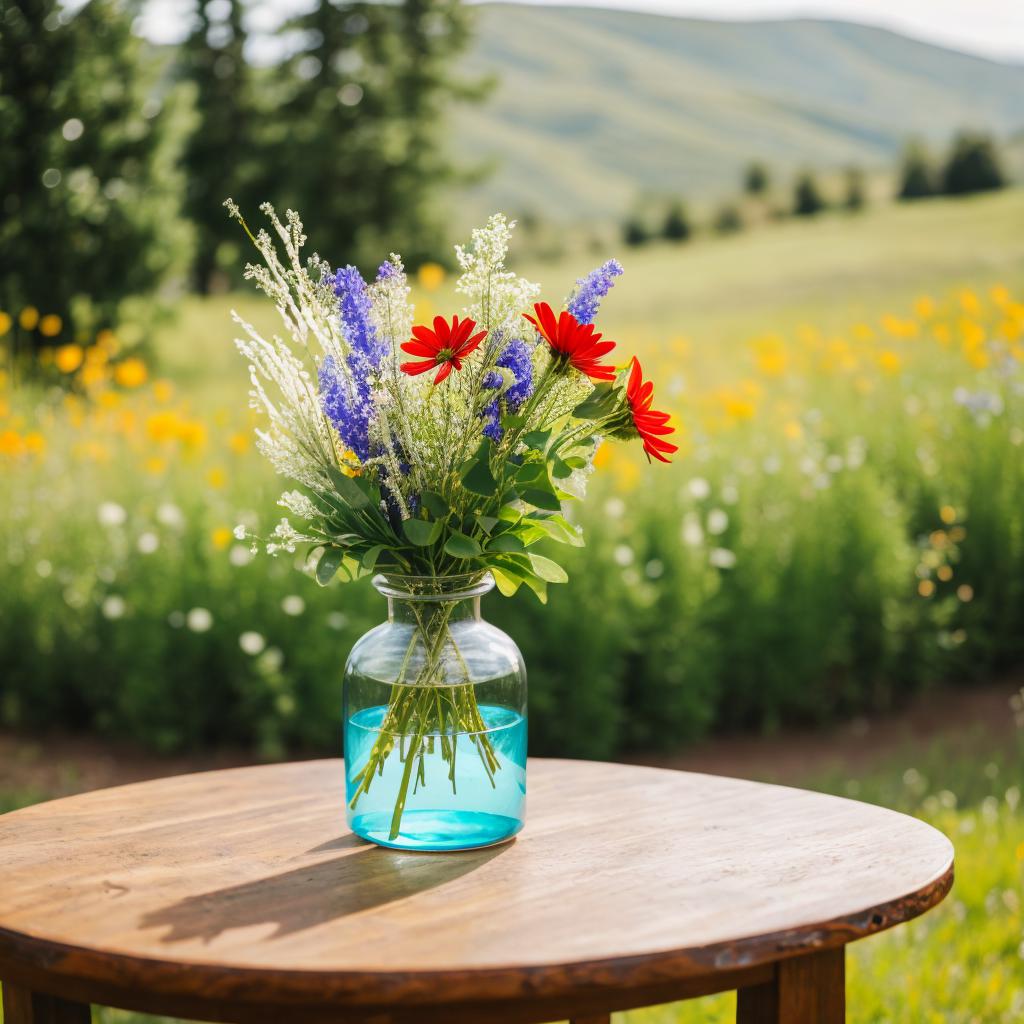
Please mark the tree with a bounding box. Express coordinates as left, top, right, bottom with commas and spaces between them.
271, 0, 486, 268
793, 171, 825, 217
897, 143, 936, 201
713, 203, 743, 235
744, 162, 769, 196
941, 132, 1006, 196
622, 216, 649, 247
661, 201, 691, 242
178, 0, 262, 293
0, 0, 183, 360
843, 166, 867, 212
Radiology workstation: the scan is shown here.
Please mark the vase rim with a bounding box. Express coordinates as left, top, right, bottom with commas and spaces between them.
372, 571, 495, 602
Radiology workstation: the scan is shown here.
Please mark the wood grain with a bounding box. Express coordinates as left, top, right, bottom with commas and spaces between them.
0, 759, 952, 1023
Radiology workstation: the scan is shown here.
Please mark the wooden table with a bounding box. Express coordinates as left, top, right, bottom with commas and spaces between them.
0, 759, 953, 1024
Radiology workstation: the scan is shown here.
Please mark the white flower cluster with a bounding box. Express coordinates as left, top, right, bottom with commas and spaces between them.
454, 214, 540, 332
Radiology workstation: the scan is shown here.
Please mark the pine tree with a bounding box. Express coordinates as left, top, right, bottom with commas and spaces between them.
271, 0, 485, 268
661, 201, 691, 242
793, 171, 825, 217
0, 0, 182, 359
941, 132, 1006, 196
744, 162, 769, 196
897, 143, 936, 201
178, 0, 261, 293
622, 216, 649, 247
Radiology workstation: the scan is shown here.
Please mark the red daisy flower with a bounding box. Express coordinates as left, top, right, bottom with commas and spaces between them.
625, 357, 678, 463
523, 302, 617, 382
400, 315, 486, 385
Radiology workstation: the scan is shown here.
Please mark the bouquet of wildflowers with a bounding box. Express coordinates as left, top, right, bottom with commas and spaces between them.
227, 202, 676, 831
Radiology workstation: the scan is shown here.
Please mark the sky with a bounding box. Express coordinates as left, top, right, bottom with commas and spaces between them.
136, 0, 1024, 64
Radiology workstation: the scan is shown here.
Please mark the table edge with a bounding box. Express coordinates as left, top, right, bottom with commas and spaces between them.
0, 853, 954, 1012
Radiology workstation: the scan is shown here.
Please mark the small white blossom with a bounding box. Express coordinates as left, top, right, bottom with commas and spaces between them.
186, 607, 214, 632
98, 502, 127, 527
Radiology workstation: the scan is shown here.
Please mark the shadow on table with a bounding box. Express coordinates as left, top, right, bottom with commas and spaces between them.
140, 835, 509, 943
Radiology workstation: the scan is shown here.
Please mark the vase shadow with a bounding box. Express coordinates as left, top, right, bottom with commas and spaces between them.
139, 840, 508, 944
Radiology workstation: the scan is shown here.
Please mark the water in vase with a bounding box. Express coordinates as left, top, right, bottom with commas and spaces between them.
345, 703, 527, 851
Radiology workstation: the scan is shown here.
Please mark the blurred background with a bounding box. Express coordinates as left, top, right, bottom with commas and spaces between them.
2, 0, 1023, 1020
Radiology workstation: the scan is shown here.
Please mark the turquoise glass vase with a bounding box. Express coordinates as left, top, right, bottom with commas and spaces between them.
343, 572, 527, 851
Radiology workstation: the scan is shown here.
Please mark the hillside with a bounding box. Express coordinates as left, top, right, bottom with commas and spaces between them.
452, 6, 1024, 221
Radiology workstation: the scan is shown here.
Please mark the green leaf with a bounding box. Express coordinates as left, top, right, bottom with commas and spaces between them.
444, 532, 482, 558
420, 490, 449, 518
462, 458, 497, 497
403, 517, 442, 546
475, 514, 499, 534
487, 533, 526, 553
315, 547, 344, 586
522, 487, 562, 512
326, 466, 370, 510
515, 461, 547, 488
550, 455, 573, 479
529, 553, 569, 583
522, 429, 552, 451
573, 382, 618, 420
563, 456, 587, 469
497, 505, 522, 523
489, 565, 522, 597
361, 545, 385, 570
528, 513, 585, 547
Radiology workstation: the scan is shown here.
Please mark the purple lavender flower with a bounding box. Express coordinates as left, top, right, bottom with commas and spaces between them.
319, 355, 372, 462
333, 265, 387, 370
480, 338, 534, 441
566, 259, 624, 325
376, 261, 397, 282
319, 267, 385, 462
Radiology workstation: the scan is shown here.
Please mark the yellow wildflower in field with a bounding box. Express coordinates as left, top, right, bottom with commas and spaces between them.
959, 289, 981, 316
18, 307, 39, 330
206, 466, 227, 489
914, 296, 935, 319
0, 430, 25, 458
23, 431, 45, 457
144, 456, 167, 475
852, 322, 874, 342
939, 505, 957, 525
932, 322, 952, 346
152, 379, 175, 404
783, 419, 803, 441
39, 315, 62, 338
228, 432, 249, 455
881, 314, 918, 339
0, 312, 12, 336
990, 284, 1010, 307
114, 357, 148, 389
918, 579, 935, 598
417, 262, 446, 292
752, 335, 788, 377
878, 350, 902, 374
55, 344, 84, 373
211, 527, 233, 550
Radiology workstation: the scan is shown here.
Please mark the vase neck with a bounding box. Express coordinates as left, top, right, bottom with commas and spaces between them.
372, 573, 493, 628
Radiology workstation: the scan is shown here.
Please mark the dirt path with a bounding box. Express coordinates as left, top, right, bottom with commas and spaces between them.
1, 679, 1019, 802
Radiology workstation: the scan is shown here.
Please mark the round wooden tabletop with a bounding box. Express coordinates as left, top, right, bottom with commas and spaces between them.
0, 759, 953, 1023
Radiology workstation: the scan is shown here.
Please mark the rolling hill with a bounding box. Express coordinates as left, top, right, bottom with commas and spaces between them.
452, 5, 1024, 221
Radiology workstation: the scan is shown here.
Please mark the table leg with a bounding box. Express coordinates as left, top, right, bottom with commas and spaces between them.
1, 983, 91, 1024
736, 947, 845, 1023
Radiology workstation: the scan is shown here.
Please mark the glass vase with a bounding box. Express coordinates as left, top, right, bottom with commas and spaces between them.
343, 572, 527, 851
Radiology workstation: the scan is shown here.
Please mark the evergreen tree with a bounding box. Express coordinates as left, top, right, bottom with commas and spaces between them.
0, 0, 182, 359
622, 216, 649, 247
744, 162, 769, 196
793, 171, 825, 217
178, 0, 261, 293
661, 200, 691, 242
941, 132, 1006, 196
897, 143, 936, 201
272, 0, 485, 268
843, 166, 867, 212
